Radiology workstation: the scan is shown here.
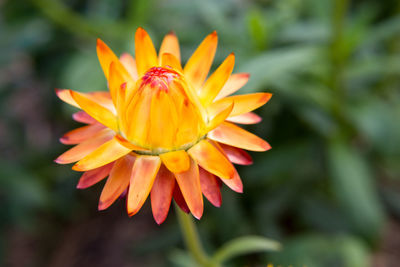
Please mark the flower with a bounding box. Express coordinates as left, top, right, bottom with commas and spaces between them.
55, 28, 272, 224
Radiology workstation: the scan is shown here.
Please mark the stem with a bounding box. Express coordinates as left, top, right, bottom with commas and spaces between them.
175, 205, 217, 267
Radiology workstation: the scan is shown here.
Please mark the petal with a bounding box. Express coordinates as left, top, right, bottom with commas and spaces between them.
55, 89, 79, 108
108, 61, 124, 107
173, 183, 190, 213
135, 27, 158, 76
161, 53, 183, 72
174, 158, 203, 219
226, 112, 262, 125
120, 53, 138, 81
208, 122, 271, 152
55, 129, 113, 164
206, 101, 233, 133
151, 165, 175, 224
220, 168, 243, 193
98, 155, 135, 210
56, 89, 115, 112
219, 143, 253, 165
160, 150, 190, 174
60, 124, 105, 145
72, 136, 132, 171
72, 111, 96, 124
188, 139, 235, 180
199, 168, 222, 207
215, 73, 250, 100
77, 163, 114, 189
96, 38, 132, 82
200, 53, 235, 106
127, 156, 161, 216
70, 90, 118, 132
208, 93, 272, 118
159, 31, 181, 62
183, 31, 218, 90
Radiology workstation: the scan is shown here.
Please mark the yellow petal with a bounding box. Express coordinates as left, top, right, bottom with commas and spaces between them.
188, 139, 235, 180
160, 150, 190, 174
205, 101, 233, 133
183, 31, 218, 90
135, 27, 158, 76
55, 129, 113, 164
215, 73, 250, 100
208, 122, 271, 152
151, 165, 175, 224
60, 124, 105, 145
159, 31, 181, 62
70, 90, 118, 132
108, 61, 124, 107
56, 89, 115, 112
208, 93, 272, 118
226, 112, 262, 124
200, 53, 235, 106
120, 53, 138, 80
174, 158, 203, 219
127, 156, 161, 216
72, 136, 132, 171
161, 53, 183, 72
98, 155, 135, 210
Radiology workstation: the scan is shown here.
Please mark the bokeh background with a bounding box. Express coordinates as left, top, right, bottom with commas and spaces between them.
1, 0, 400, 266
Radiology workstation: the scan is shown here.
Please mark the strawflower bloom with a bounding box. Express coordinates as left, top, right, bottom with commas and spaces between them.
55, 28, 272, 224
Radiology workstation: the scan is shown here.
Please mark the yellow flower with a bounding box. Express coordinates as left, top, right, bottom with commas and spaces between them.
55, 28, 271, 224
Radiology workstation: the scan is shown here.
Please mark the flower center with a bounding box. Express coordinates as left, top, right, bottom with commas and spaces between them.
141, 67, 179, 92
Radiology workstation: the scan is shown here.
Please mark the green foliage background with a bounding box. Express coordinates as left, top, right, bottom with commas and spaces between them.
1, 0, 400, 266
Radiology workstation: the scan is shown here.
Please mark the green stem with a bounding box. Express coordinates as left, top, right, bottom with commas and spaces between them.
175, 205, 217, 267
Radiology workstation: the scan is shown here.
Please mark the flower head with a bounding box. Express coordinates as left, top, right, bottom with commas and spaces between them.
55, 28, 272, 224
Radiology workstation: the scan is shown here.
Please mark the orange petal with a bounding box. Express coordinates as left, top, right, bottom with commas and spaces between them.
72, 136, 132, 171
98, 155, 135, 210
219, 143, 253, 165
199, 168, 222, 207
161, 53, 183, 72
108, 61, 124, 107
173, 183, 190, 213
215, 73, 250, 100
60, 124, 105, 145
77, 163, 114, 189
208, 93, 272, 118
226, 112, 262, 125
183, 31, 218, 90
160, 150, 190, 174
120, 53, 138, 80
159, 31, 181, 62
151, 165, 175, 224
55, 129, 113, 164
96, 39, 131, 82
220, 168, 243, 193
56, 89, 115, 112
188, 139, 235, 180
200, 53, 235, 106
127, 156, 161, 216
209, 122, 270, 152
135, 28, 158, 76
72, 111, 96, 124
174, 158, 203, 219
206, 101, 233, 133
70, 90, 118, 132
55, 89, 79, 108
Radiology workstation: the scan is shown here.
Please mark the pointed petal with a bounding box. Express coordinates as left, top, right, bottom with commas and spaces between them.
127, 156, 161, 216
70, 90, 118, 132
173, 183, 190, 213
96, 38, 131, 82
72, 136, 132, 171
108, 61, 124, 106
72, 111, 96, 124
98, 155, 135, 210
120, 53, 138, 80
160, 150, 190, 174
206, 101, 233, 133
174, 158, 203, 219
199, 168, 222, 207
151, 165, 175, 224
55, 130, 113, 164
161, 53, 183, 72
215, 73, 250, 100
135, 28, 158, 76
56, 89, 115, 111
159, 31, 181, 62
77, 163, 114, 189
219, 143, 253, 165
55, 89, 79, 108
200, 53, 235, 106
220, 168, 243, 193
60, 124, 105, 145
183, 31, 218, 90
226, 112, 262, 125
209, 93, 272, 118
188, 139, 235, 180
